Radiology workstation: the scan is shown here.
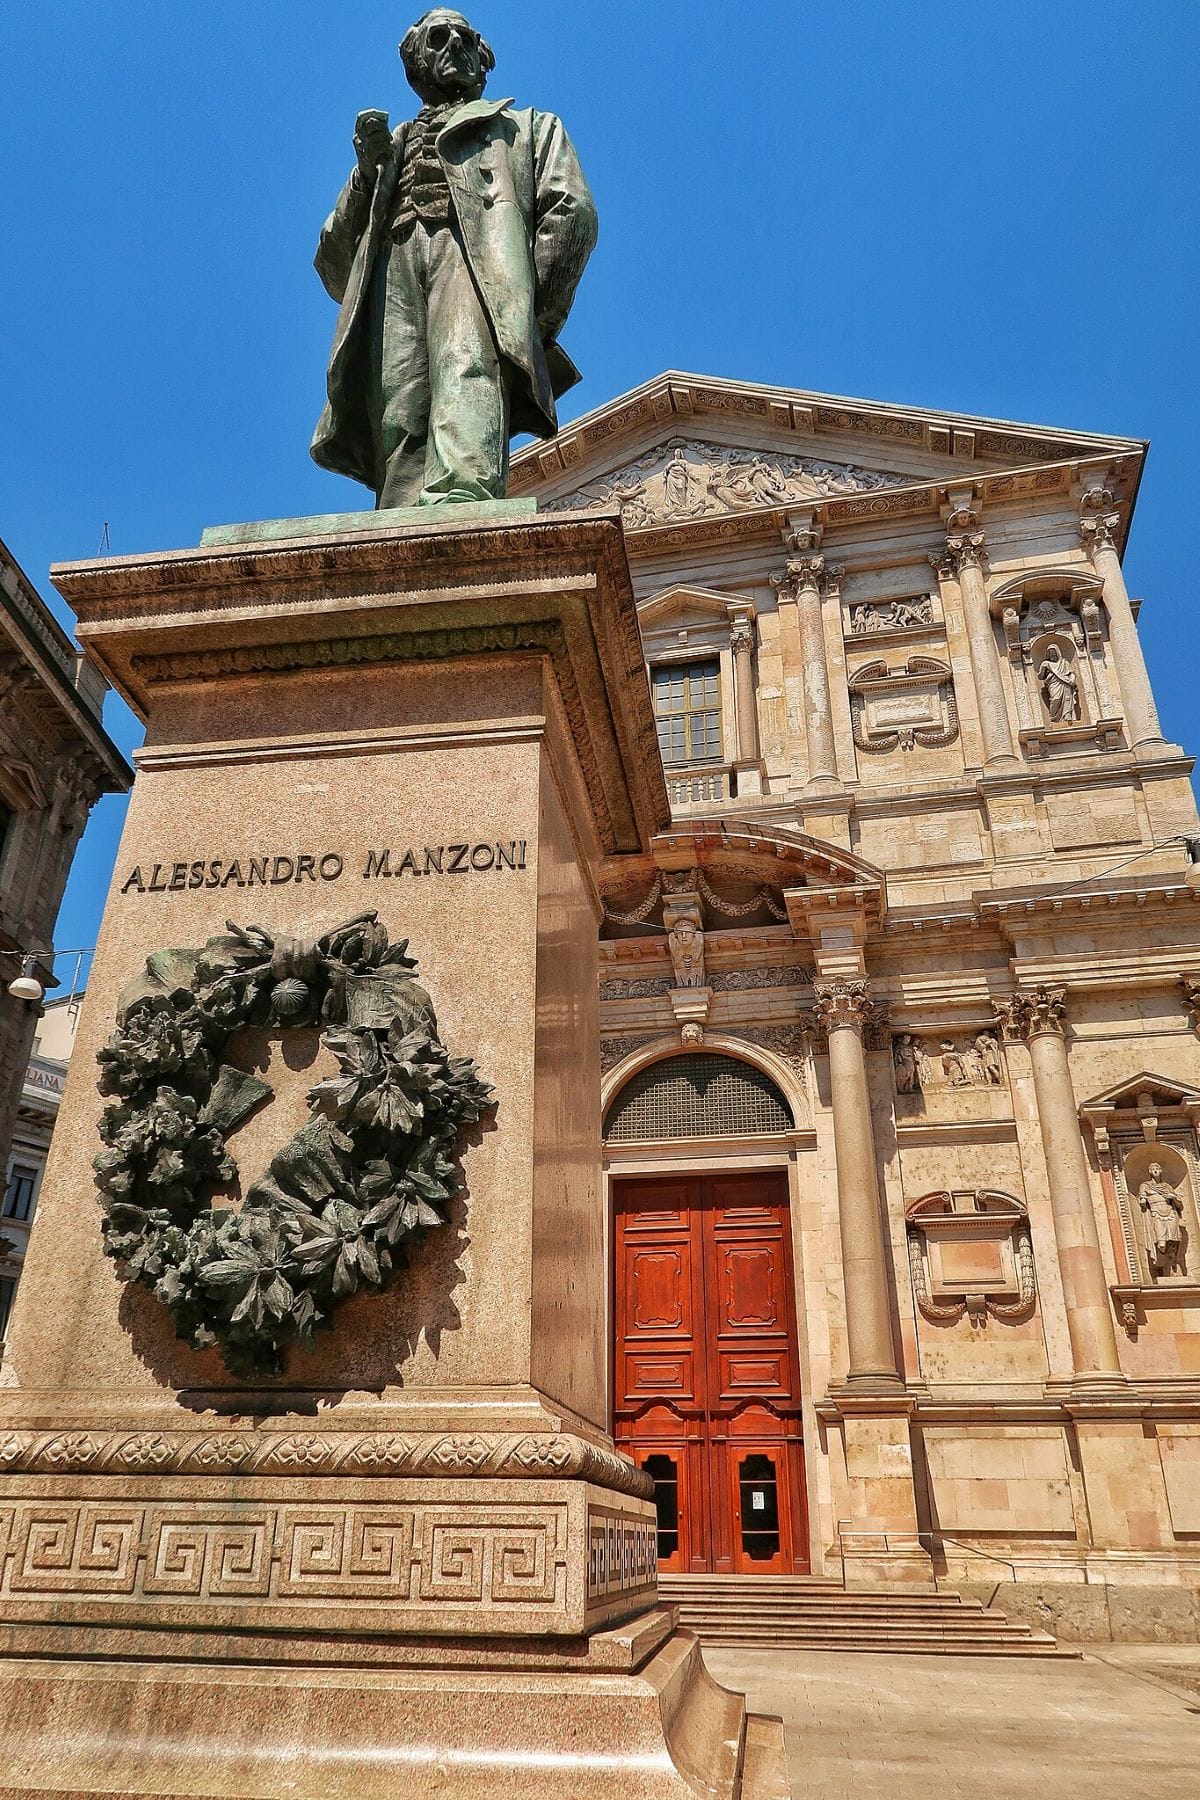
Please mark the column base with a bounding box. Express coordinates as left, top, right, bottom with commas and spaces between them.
0, 1619, 791, 1799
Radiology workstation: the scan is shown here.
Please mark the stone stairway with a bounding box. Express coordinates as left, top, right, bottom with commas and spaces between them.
658, 1574, 1067, 1656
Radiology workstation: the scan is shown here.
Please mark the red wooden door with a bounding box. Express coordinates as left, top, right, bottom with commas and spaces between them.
613, 1172, 808, 1574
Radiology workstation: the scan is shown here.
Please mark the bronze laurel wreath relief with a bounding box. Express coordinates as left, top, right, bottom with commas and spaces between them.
94, 912, 493, 1378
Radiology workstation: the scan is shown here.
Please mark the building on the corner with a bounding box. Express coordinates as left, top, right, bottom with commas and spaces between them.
0, 537, 131, 1205
0, 993, 84, 1346
510, 373, 1200, 1631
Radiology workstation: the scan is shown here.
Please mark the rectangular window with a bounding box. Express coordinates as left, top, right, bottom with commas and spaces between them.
652, 659, 722, 768
0, 1277, 15, 1341
2, 1165, 38, 1223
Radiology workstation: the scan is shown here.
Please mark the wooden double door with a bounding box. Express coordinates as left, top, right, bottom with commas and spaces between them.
613, 1171, 808, 1574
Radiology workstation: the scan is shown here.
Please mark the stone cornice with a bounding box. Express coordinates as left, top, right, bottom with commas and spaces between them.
0, 1426, 654, 1498
51, 512, 669, 857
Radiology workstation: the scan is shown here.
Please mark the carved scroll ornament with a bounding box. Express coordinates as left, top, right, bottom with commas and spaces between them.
906, 1189, 1036, 1328
94, 912, 493, 1378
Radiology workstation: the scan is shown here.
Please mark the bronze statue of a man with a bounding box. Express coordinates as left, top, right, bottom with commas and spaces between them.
311, 9, 598, 509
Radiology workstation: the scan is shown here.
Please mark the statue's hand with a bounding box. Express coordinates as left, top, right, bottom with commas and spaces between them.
353, 110, 392, 183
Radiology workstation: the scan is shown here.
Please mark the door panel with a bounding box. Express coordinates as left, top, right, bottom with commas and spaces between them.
613, 1171, 807, 1575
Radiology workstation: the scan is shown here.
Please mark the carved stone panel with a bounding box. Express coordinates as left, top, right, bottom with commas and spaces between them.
542, 437, 916, 529
849, 657, 958, 753
893, 1030, 1005, 1094
847, 595, 935, 636
906, 1190, 1036, 1328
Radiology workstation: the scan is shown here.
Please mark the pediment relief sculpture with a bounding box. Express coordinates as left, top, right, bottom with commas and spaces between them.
541, 437, 914, 530
905, 1188, 1036, 1328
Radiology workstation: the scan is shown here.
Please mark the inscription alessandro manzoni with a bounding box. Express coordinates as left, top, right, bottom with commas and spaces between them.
120, 841, 528, 895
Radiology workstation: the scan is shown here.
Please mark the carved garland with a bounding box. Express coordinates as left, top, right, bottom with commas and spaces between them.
94, 912, 493, 1378
848, 656, 959, 753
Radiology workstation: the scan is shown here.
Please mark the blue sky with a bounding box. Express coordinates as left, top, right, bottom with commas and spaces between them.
1, 0, 1197, 979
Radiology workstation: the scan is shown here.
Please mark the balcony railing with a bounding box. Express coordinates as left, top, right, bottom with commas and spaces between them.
664, 763, 731, 812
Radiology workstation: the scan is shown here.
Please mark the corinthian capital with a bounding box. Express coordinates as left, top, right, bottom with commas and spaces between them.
730, 619, 756, 656
1079, 487, 1121, 557
771, 532, 846, 603
943, 505, 987, 574
992, 985, 1068, 1041
807, 976, 888, 1045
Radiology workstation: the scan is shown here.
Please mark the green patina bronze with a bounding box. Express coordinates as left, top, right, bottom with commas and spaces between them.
94, 912, 493, 1378
311, 9, 597, 510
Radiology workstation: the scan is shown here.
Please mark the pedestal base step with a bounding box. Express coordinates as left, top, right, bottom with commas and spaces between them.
0, 1627, 790, 1799
659, 1576, 1066, 1656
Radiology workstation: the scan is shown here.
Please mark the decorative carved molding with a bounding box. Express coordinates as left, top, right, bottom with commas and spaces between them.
0, 1428, 653, 1497
541, 436, 913, 530
992, 986, 1067, 1041
599, 1035, 657, 1074
599, 974, 672, 1001
709, 965, 812, 993
906, 1189, 1036, 1328
848, 656, 959, 753
0, 1491, 655, 1625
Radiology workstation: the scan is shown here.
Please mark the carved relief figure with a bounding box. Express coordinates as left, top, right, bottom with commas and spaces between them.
543, 438, 910, 527
667, 916, 706, 988
974, 1032, 1004, 1085
1138, 1162, 1186, 1277
893, 1031, 1006, 1094
893, 1034, 920, 1093
849, 596, 934, 635
1038, 645, 1081, 723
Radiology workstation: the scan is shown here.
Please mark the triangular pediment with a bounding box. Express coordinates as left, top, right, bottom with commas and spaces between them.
511, 371, 1146, 542
1079, 1071, 1200, 1114
637, 584, 740, 632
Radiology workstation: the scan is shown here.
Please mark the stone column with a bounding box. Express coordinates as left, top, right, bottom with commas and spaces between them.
938, 508, 1018, 768
772, 532, 841, 791
995, 986, 1124, 1386
813, 976, 902, 1389
1080, 487, 1164, 749
730, 616, 760, 763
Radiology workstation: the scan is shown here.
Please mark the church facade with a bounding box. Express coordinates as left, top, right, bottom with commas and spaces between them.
511, 374, 1200, 1637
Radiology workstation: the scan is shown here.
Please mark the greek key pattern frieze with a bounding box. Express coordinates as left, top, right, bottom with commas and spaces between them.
586, 1508, 657, 1602
0, 1499, 570, 1612
0, 1430, 653, 1500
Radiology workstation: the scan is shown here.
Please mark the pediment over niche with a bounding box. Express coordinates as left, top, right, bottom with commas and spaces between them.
1079, 1071, 1200, 1116
539, 436, 913, 532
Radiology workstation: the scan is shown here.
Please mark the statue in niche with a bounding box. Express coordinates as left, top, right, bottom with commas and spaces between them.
974, 1032, 1004, 1085
311, 9, 597, 509
661, 449, 706, 520
1038, 645, 1081, 723
893, 1034, 921, 1093
667, 916, 706, 989
1137, 1162, 1186, 1277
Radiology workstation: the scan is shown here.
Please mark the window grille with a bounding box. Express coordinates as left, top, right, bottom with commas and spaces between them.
652, 660, 722, 767
604, 1054, 792, 1142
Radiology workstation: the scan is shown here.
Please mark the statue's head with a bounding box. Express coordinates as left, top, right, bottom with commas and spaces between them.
1149, 1161, 1164, 1179
400, 9, 494, 105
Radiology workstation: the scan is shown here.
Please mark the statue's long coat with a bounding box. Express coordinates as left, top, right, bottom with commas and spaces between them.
312, 96, 598, 490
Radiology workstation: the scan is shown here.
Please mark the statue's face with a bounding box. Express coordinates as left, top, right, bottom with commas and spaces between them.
1149, 1162, 1163, 1179
405, 10, 486, 102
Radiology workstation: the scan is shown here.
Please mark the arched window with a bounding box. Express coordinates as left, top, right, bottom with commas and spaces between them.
603, 1053, 793, 1143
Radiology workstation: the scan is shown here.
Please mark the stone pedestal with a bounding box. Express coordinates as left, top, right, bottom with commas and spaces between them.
0, 510, 789, 1798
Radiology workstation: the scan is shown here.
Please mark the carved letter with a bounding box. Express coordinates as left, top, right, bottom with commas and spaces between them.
423, 846, 444, 874
149, 864, 168, 892
270, 856, 294, 884
205, 861, 224, 889
446, 844, 469, 873
121, 867, 145, 895
363, 849, 391, 880
247, 858, 268, 886
188, 861, 206, 888
319, 854, 343, 881
295, 854, 317, 883
471, 844, 495, 871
